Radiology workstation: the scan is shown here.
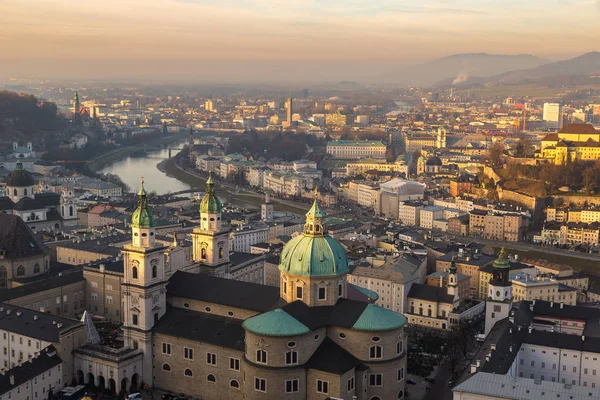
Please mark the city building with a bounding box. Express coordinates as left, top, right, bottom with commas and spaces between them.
379, 179, 425, 220
538, 124, 600, 165
349, 253, 427, 314
543, 103, 564, 130
326, 140, 387, 159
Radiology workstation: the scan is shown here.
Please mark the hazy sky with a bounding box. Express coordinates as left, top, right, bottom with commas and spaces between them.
0, 0, 599, 82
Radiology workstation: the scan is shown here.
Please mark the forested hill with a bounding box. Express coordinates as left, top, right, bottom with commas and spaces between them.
0, 90, 65, 138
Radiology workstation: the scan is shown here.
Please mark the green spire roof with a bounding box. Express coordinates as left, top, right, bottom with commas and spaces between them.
493, 248, 509, 269
449, 258, 457, 274
200, 172, 222, 214
242, 309, 310, 337
131, 178, 155, 229
279, 234, 349, 277
306, 198, 326, 219
351, 304, 407, 332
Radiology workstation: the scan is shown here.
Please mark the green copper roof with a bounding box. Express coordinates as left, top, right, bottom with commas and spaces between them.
242, 309, 310, 337
306, 198, 326, 219
279, 234, 349, 277
352, 303, 407, 332
131, 180, 155, 229
200, 172, 222, 214
493, 248, 509, 269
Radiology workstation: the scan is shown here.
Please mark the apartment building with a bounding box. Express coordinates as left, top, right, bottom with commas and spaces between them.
399, 202, 423, 227
326, 140, 387, 159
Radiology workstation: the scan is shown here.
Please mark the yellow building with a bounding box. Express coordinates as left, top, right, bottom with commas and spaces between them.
539, 124, 600, 165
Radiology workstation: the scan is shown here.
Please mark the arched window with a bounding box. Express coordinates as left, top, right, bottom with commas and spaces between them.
162, 364, 171, 371
230, 380, 240, 389
219, 247, 224, 258
398, 390, 404, 399
33, 264, 40, 274
410, 305, 414, 314
16, 265, 25, 277
132, 267, 138, 279
184, 369, 193, 377
23, 188, 27, 196
207, 374, 216, 383
369, 345, 382, 359
256, 349, 267, 364
370, 397, 382, 400
201, 248, 206, 259
427, 309, 432, 317
69, 206, 74, 217
152, 265, 157, 279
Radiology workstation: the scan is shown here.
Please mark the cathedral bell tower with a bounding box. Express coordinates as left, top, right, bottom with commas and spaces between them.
192, 172, 231, 276
447, 258, 459, 299
121, 178, 167, 386
484, 248, 513, 337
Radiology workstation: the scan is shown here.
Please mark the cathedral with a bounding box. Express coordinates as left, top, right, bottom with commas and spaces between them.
71, 175, 408, 400
0, 160, 78, 230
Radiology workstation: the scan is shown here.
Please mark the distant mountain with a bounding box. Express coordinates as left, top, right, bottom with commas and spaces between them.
379, 53, 549, 86
486, 52, 600, 84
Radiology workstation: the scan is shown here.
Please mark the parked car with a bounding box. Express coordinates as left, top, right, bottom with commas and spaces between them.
126, 394, 141, 400
425, 377, 436, 384
407, 379, 417, 385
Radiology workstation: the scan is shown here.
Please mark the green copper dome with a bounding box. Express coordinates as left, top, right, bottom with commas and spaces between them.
200, 172, 222, 214
279, 234, 349, 277
131, 179, 155, 228
352, 303, 407, 332
242, 309, 310, 337
279, 197, 349, 277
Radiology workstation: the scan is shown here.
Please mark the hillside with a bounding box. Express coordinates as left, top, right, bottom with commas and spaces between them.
486, 52, 600, 85
380, 53, 549, 86
0, 91, 66, 149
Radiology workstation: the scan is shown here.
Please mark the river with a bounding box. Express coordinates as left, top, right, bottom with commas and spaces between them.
98, 146, 191, 195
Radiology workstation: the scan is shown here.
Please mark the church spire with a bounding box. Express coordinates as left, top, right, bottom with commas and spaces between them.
304, 189, 326, 237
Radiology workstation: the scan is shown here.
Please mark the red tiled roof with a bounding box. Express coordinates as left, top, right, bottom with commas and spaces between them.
559, 124, 598, 134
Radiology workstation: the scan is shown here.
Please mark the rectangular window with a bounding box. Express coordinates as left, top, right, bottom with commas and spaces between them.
347, 376, 355, 392
162, 343, 171, 355
184, 348, 194, 360
255, 378, 266, 393
316, 380, 329, 394
370, 345, 383, 359
206, 353, 217, 365
369, 374, 383, 387
285, 379, 299, 393
397, 341, 403, 355
296, 286, 303, 299
132, 314, 138, 326
398, 367, 404, 381
285, 351, 298, 365
339, 283, 343, 296
229, 358, 240, 371
318, 287, 326, 300
283, 281, 287, 294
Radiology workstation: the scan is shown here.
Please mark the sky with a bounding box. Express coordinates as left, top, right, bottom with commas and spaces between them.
0, 0, 599, 83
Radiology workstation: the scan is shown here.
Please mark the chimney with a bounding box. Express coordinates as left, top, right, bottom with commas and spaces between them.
550, 301, 554, 307
9, 374, 14, 386
16, 311, 21, 317
476, 359, 481, 367
582, 336, 586, 341
528, 326, 533, 334
560, 302, 564, 309
509, 345, 514, 352
33, 315, 38, 321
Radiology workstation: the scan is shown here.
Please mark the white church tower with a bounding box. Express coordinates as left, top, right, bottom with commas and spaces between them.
121, 178, 167, 386
191, 172, 231, 276
60, 189, 78, 226
484, 248, 513, 337
261, 191, 273, 222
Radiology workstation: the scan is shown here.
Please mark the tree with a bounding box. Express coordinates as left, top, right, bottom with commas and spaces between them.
487, 142, 505, 167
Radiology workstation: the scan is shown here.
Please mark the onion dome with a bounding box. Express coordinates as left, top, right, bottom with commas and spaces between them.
351, 303, 407, 332
242, 309, 310, 337
131, 178, 155, 228
279, 197, 349, 277
200, 172, 222, 214
7, 160, 34, 187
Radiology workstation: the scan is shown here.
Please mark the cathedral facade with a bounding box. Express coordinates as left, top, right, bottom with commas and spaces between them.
72, 176, 408, 399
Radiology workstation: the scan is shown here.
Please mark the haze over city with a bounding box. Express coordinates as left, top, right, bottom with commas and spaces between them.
1, 0, 600, 83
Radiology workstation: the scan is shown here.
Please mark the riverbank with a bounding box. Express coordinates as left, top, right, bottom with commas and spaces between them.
88, 132, 189, 171
161, 155, 310, 215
